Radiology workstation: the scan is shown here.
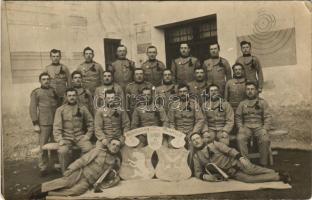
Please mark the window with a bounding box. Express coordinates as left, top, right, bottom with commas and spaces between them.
159, 14, 217, 66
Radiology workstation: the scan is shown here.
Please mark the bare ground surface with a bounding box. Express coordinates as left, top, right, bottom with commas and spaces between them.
2, 149, 311, 200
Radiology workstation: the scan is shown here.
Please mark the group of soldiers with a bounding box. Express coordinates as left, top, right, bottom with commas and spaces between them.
29, 41, 291, 197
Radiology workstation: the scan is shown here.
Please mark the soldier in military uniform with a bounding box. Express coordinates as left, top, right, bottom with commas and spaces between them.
155, 69, 178, 113
140, 45, 166, 86
53, 88, 94, 173
94, 70, 125, 110
131, 87, 169, 147
125, 68, 153, 116
236, 41, 264, 93
71, 71, 94, 115
107, 45, 135, 90
29, 138, 122, 198
191, 133, 291, 183
94, 89, 130, 147
224, 63, 247, 111
171, 43, 201, 84
167, 83, 204, 148
202, 84, 234, 145
203, 42, 232, 96
29, 72, 59, 176
187, 67, 208, 105
76, 47, 104, 95
44, 49, 71, 105
236, 81, 272, 166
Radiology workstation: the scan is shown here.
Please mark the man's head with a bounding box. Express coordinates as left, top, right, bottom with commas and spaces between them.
232, 63, 245, 78
65, 88, 78, 104
140, 87, 153, 104
162, 69, 173, 84
71, 71, 83, 87
39, 72, 51, 88
245, 81, 258, 99
134, 68, 144, 84
240, 41, 251, 55
116, 45, 127, 59
190, 133, 204, 149
194, 67, 205, 82
83, 47, 94, 63
208, 84, 220, 101
179, 43, 191, 57
103, 70, 113, 85
107, 138, 121, 154
146, 45, 157, 60
177, 83, 189, 101
50, 49, 61, 65
209, 42, 220, 58
105, 89, 116, 106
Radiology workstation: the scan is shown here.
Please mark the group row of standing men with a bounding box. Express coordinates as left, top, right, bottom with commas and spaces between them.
30, 41, 270, 177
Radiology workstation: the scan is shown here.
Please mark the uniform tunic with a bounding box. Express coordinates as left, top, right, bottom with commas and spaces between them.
141, 59, 166, 86
94, 83, 125, 110
77, 61, 104, 94
236, 55, 264, 90
108, 59, 135, 90
224, 78, 246, 111
171, 56, 201, 84
155, 84, 178, 113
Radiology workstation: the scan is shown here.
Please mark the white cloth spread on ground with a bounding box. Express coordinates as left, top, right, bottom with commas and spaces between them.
47, 178, 291, 199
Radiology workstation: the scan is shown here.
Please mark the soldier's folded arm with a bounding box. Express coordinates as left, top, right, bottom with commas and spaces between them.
222, 102, 234, 133
53, 107, 64, 143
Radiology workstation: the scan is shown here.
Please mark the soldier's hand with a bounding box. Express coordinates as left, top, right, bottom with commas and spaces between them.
102, 139, 108, 146
203, 174, 219, 182
63, 169, 73, 177
33, 125, 40, 133
239, 157, 251, 168
59, 140, 66, 146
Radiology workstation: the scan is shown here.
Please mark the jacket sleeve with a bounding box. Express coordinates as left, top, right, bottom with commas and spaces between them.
235, 102, 244, 129
201, 103, 209, 132
222, 103, 234, 133
53, 107, 63, 143
130, 109, 140, 129
193, 153, 205, 180
167, 105, 176, 129
223, 59, 232, 81
262, 100, 272, 131
83, 106, 94, 139
224, 82, 230, 101
159, 108, 169, 127
254, 57, 264, 90
192, 102, 205, 135
87, 90, 94, 115
94, 110, 106, 142
122, 110, 131, 133
29, 90, 39, 125
64, 65, 72, 88
214, 141, 240, 158
68, 149, 98, 171
125, 86, 131, 113
98, 64, 104, 85
170, 60, 177, 82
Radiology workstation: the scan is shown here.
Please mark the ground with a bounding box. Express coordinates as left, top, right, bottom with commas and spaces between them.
2, 149, 311, 200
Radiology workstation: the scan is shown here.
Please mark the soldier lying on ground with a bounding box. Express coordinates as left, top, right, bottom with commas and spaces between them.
28, 138, 122, 199
191, 133, 291, 184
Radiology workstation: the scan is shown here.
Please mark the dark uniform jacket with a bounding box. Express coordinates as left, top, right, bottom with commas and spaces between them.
171, 56, 201, 84
141, 59, 166, 86
29, 86, 58, 126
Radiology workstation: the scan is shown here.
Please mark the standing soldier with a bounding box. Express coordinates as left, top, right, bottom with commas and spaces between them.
29, 72, 58, 176
71, 71, 94, 115
125, 68, 153, 116
171, 43, 201, 84
53, 88, 94, 173
224, 63, 247, 111
236, 41, 264, 93
187, 67, 208, 105
203, 42, 232, 96
141, 45, 166, 87
95, 90, 130, 147
44, 49, 71, 104
155, 69, 178, 113
202, 84, 234, 145
167, 83, 204, 148
94, 70, 125, 110
131, 87, 169, 147
236, 81, 272, 166
77, 47, 104, 95
108, 45, 135, 90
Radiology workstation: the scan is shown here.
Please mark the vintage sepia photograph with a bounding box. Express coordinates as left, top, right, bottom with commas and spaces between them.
1, 1, 311, 200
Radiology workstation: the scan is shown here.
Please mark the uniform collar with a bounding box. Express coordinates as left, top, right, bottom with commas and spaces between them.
243, 54, 251, 57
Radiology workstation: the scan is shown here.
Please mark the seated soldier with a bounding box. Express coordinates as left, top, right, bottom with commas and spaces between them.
95, 89, 130, 147
236, 81, 272, 166
131, 87, 168, 147
202, 84, 234, 145
28, 138, 121, 199
53, 88, 94, 174
191, 133, 291, 184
